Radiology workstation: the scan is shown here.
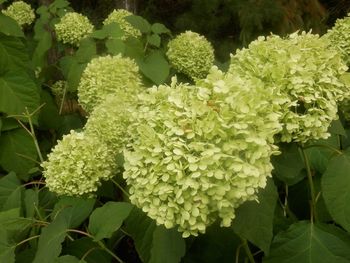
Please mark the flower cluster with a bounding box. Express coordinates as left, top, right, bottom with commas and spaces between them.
77, 55, 142, 113
229, 31, 349, 143
166, 31, 214, 80
325, 13, 350, 66
41, 130, 117, 197
103, 9, 141, 40
55, 12, 94, 46
2, 1, 35, 27
50, 80, 67, 98
85, 95, 135, 153
123, 70, 282, 237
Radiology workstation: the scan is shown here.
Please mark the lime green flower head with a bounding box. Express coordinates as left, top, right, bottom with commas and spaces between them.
85, 95, 136, 153
325, 13, 350, 66
2, 1, 35, 27
103, 9, 141, 40
41, 130, 117, 197
124, 71, 281, 237
166, 31, 215, 80
229, 31, 349, 143
77, 54, 142, 113
55, 12, 94, 46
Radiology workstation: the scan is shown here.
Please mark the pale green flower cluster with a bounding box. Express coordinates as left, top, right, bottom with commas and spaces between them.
166, 31, 214, 80
85, 96, 135, 153
50, 80, 67, 98
41, 130, 117, 197
103, 9, 141, 40
55, 12, 94, 46
123, 70, 282, 237
229, 31, 349, 143
325, 13, 350, 66
77, 55, 142, 113
2, 1, 35, 27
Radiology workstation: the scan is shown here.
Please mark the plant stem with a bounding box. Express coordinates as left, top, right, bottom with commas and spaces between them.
300, 146, 318, 222
26, 108, 44, 163
111, 178, 130, 198
241, 238, 255, 263
13, 235, 40, 248
97, 240, 125, 263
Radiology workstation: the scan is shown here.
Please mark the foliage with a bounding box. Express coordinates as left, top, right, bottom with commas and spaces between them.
1, 0, 350, 262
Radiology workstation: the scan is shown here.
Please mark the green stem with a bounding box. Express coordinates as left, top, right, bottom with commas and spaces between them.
111, 178, 130, 198
300, 146, 318, 222
13, 235, 40, 248
97, 240, 125, 263
241, 238, 255, 263
26, 108, 44, 163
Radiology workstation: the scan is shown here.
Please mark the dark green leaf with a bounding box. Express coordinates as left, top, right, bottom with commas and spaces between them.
0, 229, 15, 263
55, 255, 86, 263
322, 150, 350, 232
59, 56, 86, 92
38, 90, 63, 130
151, 23, 170, 34
147, 34, 161, 48
232, 178, 278, 253
0, 14, 24, 37
76, 38, 96, 63
0, 208, 31, 232
24, 189, 39, 218
264, 222, 350, 263
0, 172, 21, 210
139, 51, 169, 84
106, 38, 125, 55
124, 208, 157, 262
52, 197, 95, 228
329, 119, 346, 136
32, 30, 52, 68
0, 129, 37, 175
272, 143, 305, 185
125, 15, 151, 33
149, 226, 185, 263
88, 202, 132, 241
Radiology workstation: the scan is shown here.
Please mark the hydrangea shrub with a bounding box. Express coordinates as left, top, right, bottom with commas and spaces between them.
166, 31, 214, 80
55, 12, 94, 46
2, 1, 35, 27
123, 70, 282, 237
77, 54, 142, 113
103, 9, 141, 40
229, 31, 349, 143
41, 130, 117, 197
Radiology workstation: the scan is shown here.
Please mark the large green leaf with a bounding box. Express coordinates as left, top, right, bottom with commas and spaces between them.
149, 226, 185, 263
322, 150, 350, 232
55, 255, 86, 263
88, 202, 132, 241
124, 208, 157, 262
0, 229, 15, 263
33, 212, 69, 263
59, 56, 86, 92
23, 189, 39, 218
0, 208, 31, 232
232, 178, 278, 254
0, 14, 24, 37
75, 38, 96, 63
0, 71, 40, 117
0, 128, 37, 175
264, 222, 350, 262
139, 51, 170, 85
32, 30, 52, 68
125, 15, 151, 33
271, 143, 305, 185
0, 172, 22, 210
38, 90, 63, 130
51, 197, 95, 228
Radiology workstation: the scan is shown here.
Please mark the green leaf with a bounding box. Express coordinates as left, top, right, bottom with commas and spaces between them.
322, 150, 350, 232
147, 34, 161, 48
151, 23, 170, 34
91, 23, 123, 39
55, 255, 86, 263
139, 51, 169, 85
232, 178, 278, 254
0, 208, 31, 232
271, 143, 305, 185
33, 212, 69, 263
0, 172, 22, 210
124, 208, 157, 262
329, 119, 346, 136
75, 38, 96, 63
59, 56, 86, 92
0, 14, 24, 37
32, 30, 52, 68
125, 15, 151, 34
38, 90, 63, 130
24, 189, 38, 218
264, 222, 350, 263
0, 129, 37, 175
106, 38, 125, 55
149, 226, 185, 263
88, 202, 132, 241
0, 229, 15, 263
52, 197, 95, 228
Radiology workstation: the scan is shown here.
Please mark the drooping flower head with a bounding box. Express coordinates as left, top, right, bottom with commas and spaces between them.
41, 130, 117, 197
166, 31, 215, 80
2, 1, 35, 27
103, 9, 141, 40
55, 12, 94, 46
123, 69, 282, 237
229, 31, 349, 143
77, 54, 142, 113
